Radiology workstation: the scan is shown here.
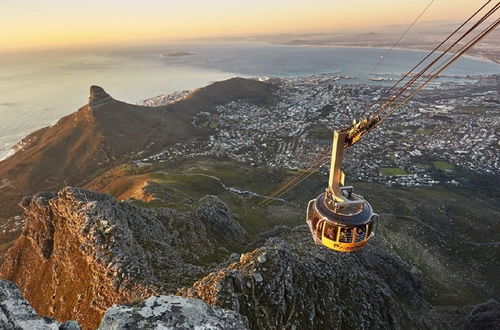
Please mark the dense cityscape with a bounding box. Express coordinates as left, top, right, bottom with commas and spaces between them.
142, 74, 500, 187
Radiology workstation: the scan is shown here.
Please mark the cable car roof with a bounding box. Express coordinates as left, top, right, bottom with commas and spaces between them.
314, 193, 374, 226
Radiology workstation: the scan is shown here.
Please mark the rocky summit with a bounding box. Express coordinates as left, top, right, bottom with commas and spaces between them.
180, 225, 433, 329
88, 86, 113, 109
0, 187, 248, 329
98, 295, 249, 329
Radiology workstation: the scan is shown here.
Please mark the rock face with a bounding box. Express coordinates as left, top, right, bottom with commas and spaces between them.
0, 187, 247, 330
0, 280, 80, 330
98, 295, 249, 329
2, 184, 497, 329
88, 85, 112, 109
462, 299, 500, 330
180, 226, 433, 329
0, 279, 249, 330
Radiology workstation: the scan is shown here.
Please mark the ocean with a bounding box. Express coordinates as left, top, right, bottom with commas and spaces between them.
1, 42, 499, 160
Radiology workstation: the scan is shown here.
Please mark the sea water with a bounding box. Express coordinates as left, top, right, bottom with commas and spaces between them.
1, 42, 499, 160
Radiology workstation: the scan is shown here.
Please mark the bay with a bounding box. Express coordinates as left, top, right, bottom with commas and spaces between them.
1, 42, 499, 160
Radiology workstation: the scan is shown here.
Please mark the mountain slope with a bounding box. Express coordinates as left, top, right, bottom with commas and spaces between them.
1, 164, 499, 329
180, 226, 433, 329
0, 78, 277, 220
0, 187, 248, 329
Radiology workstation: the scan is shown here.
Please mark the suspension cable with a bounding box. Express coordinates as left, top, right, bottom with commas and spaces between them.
372, 2, 500, 119
367, 0, 494, 117
256, 152, 330, 208
369, 0, 435, 74
371, 17, 500, 131
255, 1, 498, 207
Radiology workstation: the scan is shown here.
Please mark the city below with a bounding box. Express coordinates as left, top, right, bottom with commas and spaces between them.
140, 73, 499, 188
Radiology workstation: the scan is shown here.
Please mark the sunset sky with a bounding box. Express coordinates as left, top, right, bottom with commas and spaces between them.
1, 0, 492, 50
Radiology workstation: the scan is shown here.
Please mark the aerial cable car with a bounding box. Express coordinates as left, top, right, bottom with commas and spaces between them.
305, 0, 497, 252
306, 117, 380, 252
258, 0, 497, 253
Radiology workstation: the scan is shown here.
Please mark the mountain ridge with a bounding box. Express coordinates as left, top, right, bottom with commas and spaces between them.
0, 186, 249, 329
0, 78, 276, 224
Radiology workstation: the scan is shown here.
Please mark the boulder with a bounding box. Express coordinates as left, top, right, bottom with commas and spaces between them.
98, 295, 248, 330
0, 280, 80, 330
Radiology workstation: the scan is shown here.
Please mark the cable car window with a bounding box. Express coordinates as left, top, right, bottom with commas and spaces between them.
339, 228, 353, 243
323, 223, 338, 241
315, 220, 324, 238
307, 201, 314, 219
355, 226, 367, 242
309, 210, 319, 232
367, 221, 374, 238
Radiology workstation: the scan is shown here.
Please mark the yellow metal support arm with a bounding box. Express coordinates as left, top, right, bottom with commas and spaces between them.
327, 115, 379, 205
328, 130, 348, 203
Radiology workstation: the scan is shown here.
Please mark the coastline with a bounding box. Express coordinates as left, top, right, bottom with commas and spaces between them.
0, 148, 15, 162
0, 44, 498, 163
270, 42, 499, 65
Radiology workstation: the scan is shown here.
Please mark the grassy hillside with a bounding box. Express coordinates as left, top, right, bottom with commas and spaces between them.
0, 78, 277, 221
83, 155, 499, 322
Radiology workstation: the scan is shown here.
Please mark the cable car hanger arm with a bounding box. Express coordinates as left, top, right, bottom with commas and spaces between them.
342, 115, 381, 148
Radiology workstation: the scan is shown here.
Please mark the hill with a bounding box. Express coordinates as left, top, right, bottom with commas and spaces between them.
0, 78, 277, 234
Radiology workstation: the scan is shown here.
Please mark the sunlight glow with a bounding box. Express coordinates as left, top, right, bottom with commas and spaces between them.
0, 0, 490, 50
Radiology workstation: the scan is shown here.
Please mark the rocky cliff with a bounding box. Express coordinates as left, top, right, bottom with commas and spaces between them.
0, 187, 247, 329
180, 226, 433, 329
0, 280, 80, 330
1, 185, 498, 329
0, 279, 250, 330
2, 273, 499, 330
461, 299, 500, 330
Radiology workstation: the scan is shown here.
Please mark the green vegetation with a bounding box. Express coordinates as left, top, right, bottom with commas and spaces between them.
415, 129, 431, 135
432, 161, 454, 171
391, 125, 432, 136
455, 105, 488, 115
355, 181, 500, 307
391, 125, 406, 132
416, 163, 431, 170
379, 167, 409, 176
395, 137, 410, 143
308, 126, 332, 140
135, 159, 307, 236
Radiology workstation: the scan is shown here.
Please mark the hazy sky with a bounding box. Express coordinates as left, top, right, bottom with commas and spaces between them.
0, 0, 492, 50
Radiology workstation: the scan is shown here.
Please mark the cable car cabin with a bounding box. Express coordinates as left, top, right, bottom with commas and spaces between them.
306, 189, 377, 252
305, 128, 379, 252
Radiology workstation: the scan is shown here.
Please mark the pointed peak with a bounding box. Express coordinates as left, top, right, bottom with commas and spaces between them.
89, 85, 109, 102
89, 85, 112, 108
